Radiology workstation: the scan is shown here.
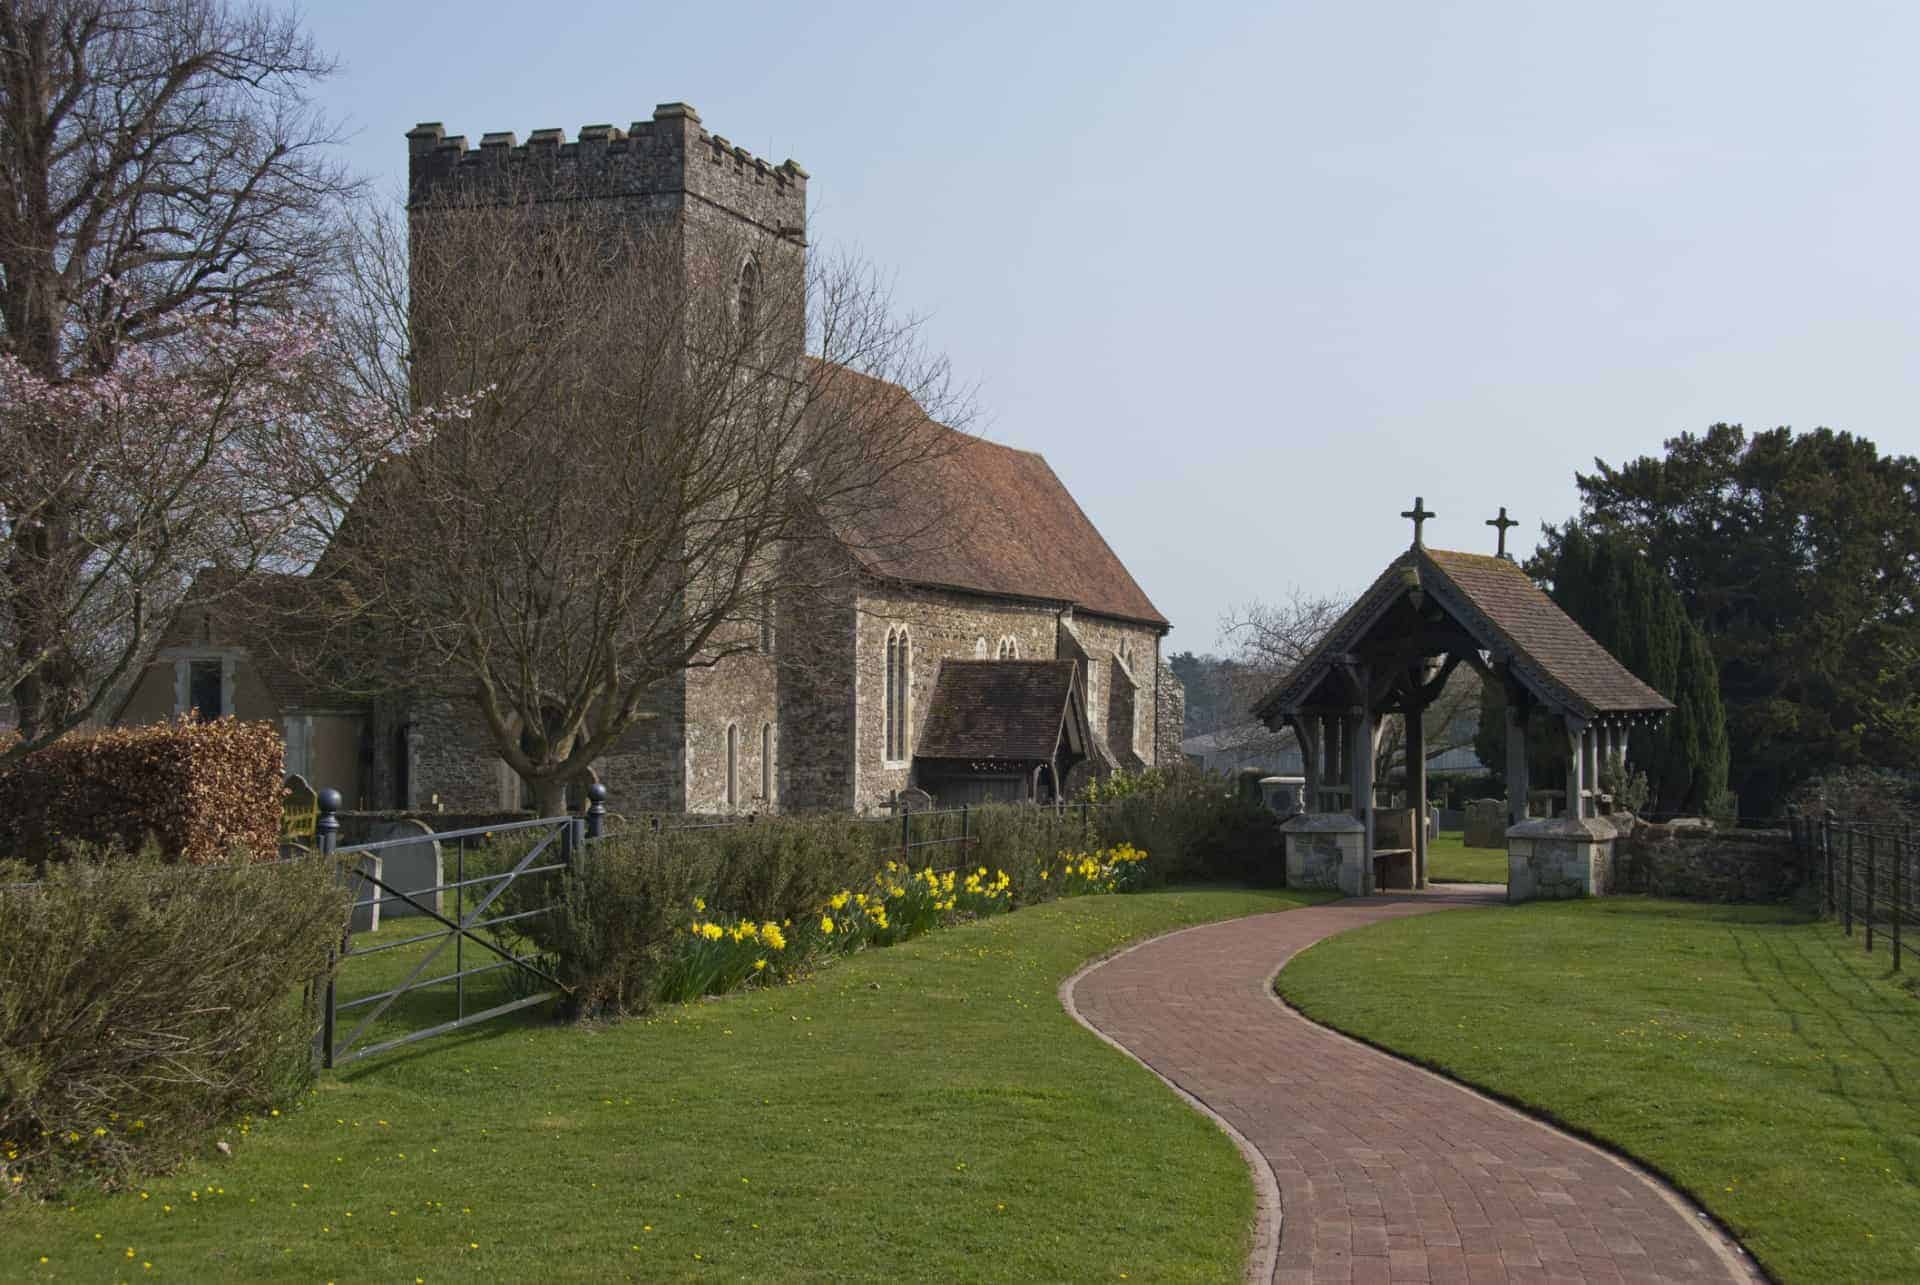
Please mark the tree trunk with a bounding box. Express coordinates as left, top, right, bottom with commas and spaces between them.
530, 775, 570, 819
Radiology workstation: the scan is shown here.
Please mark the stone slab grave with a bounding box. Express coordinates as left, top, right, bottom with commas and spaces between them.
1464, 797, 1506, 848
366, 820, 444, 919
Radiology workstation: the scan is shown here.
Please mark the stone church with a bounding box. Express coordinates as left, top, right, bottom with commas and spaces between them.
114, 104, 1181, 814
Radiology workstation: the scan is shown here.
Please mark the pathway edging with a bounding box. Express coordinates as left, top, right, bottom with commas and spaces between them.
1065, 890, 1764, 1284
1061, 917, 1290, 1285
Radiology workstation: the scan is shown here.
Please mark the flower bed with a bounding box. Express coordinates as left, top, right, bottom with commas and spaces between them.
648, 846, 1147, 1005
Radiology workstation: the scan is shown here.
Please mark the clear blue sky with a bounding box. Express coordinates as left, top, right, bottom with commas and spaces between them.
306, 0, 1920, 649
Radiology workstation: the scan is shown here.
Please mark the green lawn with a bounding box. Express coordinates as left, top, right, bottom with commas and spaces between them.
8, 887, 1330, 1283
1426, 830, 1507, 884
1276, 897, 1920, 1282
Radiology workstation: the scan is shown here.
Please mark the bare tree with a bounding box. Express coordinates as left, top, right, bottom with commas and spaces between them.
0, 0, 361, 751
1218, 587, 1351, 721
1371, 664, 1485, 785
312, 188, 967, 814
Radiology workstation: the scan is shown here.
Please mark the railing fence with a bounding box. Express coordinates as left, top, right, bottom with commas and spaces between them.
1788, 806, 1916, 973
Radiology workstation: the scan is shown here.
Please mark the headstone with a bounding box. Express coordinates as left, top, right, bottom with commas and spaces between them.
1464, 798, 1506, 849
367, 820, 444, 919
894, 787, 933, 813
345, 854, 382, 933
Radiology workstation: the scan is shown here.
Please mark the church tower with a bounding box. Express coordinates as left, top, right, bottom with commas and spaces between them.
404, 103, 809, 362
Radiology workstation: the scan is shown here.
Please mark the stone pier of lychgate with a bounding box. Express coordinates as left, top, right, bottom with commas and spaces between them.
1254, 501, 1674, 903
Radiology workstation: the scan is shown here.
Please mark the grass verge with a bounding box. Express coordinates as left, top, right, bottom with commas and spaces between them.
8, 886, 1329, 1283
1427, 831, 1507, 884
1275, 897, 1920, 1282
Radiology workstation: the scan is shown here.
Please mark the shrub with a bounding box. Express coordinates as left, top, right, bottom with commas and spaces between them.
1087, 765, 1281, 885
0, 850, 347, 1194
0, 716, 284, 864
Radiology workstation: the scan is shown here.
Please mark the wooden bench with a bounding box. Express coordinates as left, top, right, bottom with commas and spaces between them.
1373, 848, 1415, 892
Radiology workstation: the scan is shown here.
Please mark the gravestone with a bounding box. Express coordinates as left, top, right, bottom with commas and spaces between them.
1464, 798, 1507, 849
345, 855, 382, 933
366, 820, 444, 919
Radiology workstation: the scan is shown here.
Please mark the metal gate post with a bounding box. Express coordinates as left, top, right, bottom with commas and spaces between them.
1894, 827, 1904, 973
317, 789, 341, 1070
1845, 827, 1855, 936
586, 783, 608, 839
1823, 810, 1835, 918
1866, 830, 1877, 954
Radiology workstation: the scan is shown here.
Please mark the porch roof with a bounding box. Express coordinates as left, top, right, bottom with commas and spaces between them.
915, 659, 1082, 762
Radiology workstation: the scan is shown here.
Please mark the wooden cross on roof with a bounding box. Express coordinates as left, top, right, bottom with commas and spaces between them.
1486, 506, 1518, 559
1401, 496, 1435, 549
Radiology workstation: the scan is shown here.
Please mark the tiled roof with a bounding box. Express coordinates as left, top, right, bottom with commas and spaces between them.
129, 572, 360, 716
915, 659, 1079, 761
815, 364, 1167, 627
1422, 549, 1671, 716
1254, 547, 1674, 722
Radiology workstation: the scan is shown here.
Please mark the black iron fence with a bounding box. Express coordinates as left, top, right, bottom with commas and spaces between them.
308, 790, 1115, 1066
1788, 808, 1918, 973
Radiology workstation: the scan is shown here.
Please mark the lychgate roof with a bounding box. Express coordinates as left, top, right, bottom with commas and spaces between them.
1252, 547, 1673, 724
915, 659, 1081, 761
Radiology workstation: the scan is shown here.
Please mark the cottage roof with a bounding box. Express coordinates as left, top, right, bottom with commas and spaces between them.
1253, 547, 1673, 724
114, 571, 360, 719
814, 364, 1168, 628
915, 659, 1081, 761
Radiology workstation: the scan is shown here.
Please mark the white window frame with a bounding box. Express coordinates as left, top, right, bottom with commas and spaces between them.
165, 649, 236, 720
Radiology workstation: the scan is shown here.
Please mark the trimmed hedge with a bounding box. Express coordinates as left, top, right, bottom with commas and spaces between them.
0, 852, 348, 1194
0, 717, 284, 864
494, 772, 1276, 1019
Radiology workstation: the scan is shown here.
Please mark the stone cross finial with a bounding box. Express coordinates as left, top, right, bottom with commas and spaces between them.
1486, 506, 1519, 559
1401, 496, 1436, 549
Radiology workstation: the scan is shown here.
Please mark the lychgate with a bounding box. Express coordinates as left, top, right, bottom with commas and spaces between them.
1252, 501, 1673, 903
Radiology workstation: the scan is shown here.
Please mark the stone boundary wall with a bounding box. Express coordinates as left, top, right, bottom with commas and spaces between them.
1614, 819, 1805, 902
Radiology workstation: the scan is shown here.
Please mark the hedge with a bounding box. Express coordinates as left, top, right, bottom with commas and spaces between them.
0, 852, 348, 1194
0, 717, 284, 864
492, 766, 1278, 1018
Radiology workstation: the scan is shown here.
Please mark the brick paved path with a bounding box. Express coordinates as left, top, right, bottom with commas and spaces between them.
1064, 888, 1759, 1285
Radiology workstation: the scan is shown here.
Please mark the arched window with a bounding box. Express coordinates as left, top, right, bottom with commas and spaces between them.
884, 626, 911, 763
736, 258, 759, 343
997, 634, 1019, 660
761, 722, 774, 803
974, 637, 988, 658
726, 723, 739, 810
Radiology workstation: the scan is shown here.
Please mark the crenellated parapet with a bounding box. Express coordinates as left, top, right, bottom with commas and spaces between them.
406, 103, 807, 240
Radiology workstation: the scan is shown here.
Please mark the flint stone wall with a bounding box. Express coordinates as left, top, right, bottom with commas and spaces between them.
1615, 820, 1803, 901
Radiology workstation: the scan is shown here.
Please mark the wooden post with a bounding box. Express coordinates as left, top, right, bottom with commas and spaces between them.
1407, 695, 1428, 889
1292, 715, 1320, 813
1352, 705, 1375, 891
1564, 717, 1586, 821
1503, 676, 1530, 828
